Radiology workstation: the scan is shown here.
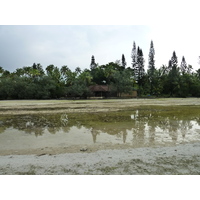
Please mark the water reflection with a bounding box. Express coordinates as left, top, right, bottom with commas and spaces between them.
1, 107, 200, 147
129, 108, 200, 146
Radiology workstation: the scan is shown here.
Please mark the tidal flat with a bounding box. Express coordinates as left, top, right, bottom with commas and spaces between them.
0, 98, 200, 174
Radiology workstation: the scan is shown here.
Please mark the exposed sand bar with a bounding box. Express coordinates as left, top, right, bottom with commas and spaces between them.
0, 98, 200, 115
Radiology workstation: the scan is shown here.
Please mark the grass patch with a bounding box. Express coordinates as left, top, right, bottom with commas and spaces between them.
16, 165, 36, 175
17, 169, 36, 175
96, 166, 118, 174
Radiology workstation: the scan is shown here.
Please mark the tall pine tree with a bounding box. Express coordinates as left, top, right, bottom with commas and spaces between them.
168, 51, 179, 96
171, 51, 178, 68
180, 56, 187, 74
148, 40, 155, 94
137, 47, 145, 82
148, 40, 155, 78
131, 41, 138, 79
90, 55, 97, 70
121, 54, 126, 69
135, 47, 145, 97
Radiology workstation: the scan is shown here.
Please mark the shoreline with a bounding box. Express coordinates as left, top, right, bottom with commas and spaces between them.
0, 98, 200, 115
1, 142, 200, 175
1, 98, 200, 174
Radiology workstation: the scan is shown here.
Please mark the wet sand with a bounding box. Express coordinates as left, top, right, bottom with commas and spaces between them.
0, 98, 200, 174
1, 142, 200, 175
1, 98, 200, 115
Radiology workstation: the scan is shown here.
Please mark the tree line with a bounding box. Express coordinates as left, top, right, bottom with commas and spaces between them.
0, 40, 200, 99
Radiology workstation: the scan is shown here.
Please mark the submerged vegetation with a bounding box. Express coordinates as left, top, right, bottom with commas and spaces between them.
1, 41, 200, 99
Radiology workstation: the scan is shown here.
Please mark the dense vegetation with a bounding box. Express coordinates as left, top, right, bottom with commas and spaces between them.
0, 41, 200, 99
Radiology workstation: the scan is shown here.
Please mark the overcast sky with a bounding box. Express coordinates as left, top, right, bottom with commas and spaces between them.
0, 25, 200, 72
1, 0, 200, 73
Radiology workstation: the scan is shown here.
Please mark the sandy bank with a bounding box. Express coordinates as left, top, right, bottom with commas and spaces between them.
1, 142, 200, 175
0, 98, 200, 115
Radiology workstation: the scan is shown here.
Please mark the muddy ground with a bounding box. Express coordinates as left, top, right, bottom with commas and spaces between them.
0, 98, 200, 175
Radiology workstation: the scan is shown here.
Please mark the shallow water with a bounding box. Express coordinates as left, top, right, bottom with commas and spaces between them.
0, 106, 200, 151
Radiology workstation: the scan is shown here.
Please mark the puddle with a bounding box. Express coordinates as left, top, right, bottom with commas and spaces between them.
0, 106, 200, 152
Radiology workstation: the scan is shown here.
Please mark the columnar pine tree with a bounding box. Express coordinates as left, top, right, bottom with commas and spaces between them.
168, 51, 179, 96
131, 41, 138, 79
148, 41, 155, 76
121, 54, 126, 69
135, 47, 145, 97
90, 55, 96, 70
171, 51, 178, 68
148, 40, 155, 94
180, 56, 187, 74
137, 47, 145, 82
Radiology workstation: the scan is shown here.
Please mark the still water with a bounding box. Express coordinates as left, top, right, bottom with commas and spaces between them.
0, 106, 200, 151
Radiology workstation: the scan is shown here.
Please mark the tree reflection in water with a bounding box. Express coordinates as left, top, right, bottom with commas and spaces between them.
0, 106, 200, 146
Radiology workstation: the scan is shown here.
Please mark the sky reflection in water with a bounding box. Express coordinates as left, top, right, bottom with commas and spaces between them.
0, 107, 200, 148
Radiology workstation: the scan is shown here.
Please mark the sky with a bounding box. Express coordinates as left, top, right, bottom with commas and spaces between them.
0, 0, 200, 74
0, 25, 200, 73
